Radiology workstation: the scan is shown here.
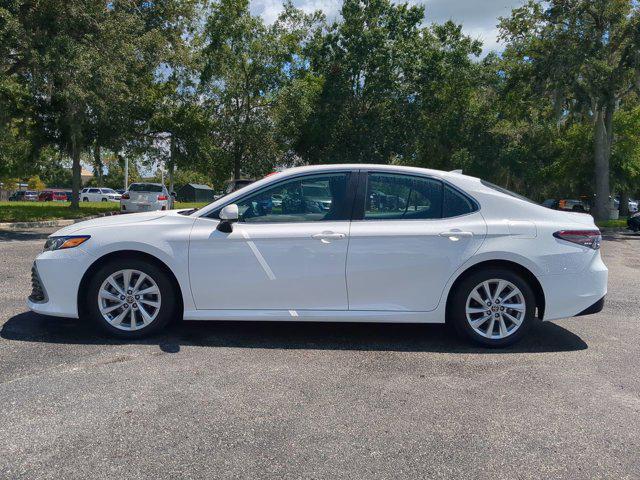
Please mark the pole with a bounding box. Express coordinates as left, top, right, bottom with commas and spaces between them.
124, 156, 129, 191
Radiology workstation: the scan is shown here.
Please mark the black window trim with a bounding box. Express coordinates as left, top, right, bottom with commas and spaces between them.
352, 169, 480, 221
205, 170, 358, 224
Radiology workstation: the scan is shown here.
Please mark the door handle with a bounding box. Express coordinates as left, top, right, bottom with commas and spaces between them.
439, 231, 473, 240
312, 232, 346, 242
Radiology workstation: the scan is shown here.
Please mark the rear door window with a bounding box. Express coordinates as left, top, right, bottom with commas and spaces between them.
364, 173, 443, 220
443, 185, 477, 217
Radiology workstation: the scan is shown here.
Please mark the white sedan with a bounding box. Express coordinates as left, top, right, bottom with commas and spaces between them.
80, 188, 122, 202
27, 165, 607, 347
120, 183, 173, 213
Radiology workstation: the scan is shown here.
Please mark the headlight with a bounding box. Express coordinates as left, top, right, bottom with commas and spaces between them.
44, 235, 90, 251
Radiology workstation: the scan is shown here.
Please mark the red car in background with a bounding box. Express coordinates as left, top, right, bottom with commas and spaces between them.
38, 190, 68, 202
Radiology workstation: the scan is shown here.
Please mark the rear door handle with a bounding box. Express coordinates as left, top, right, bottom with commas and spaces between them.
312, 232, 346, 243
439, 231, 473, 239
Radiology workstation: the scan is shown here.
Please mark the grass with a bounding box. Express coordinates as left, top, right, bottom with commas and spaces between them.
596, 218, 629, 229
0, 201, 209, 223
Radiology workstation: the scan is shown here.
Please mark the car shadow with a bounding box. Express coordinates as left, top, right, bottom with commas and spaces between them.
1, 312, 587, 354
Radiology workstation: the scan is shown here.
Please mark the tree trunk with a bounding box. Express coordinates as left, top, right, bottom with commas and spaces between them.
70, 140, 82, 210
592, 106, 611, 221
619, 191, 630, 217
233, 150, 241, 180
168, 135, 175, 194
93, 142, 104, 187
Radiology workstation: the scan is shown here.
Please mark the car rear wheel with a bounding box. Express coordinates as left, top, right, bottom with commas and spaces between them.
448, 268, 535, 347
82, 197, 89, 202
85, 259, 175, 338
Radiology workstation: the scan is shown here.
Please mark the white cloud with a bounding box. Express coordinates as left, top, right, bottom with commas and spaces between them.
250, 0, 523, 54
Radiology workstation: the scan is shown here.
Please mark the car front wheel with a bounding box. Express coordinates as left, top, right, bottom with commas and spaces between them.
448, 268, 535, 347
85, 259, 175, 338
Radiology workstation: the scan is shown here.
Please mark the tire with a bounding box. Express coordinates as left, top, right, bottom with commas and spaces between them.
82, 197, 89, 202
85, 258, 176, 338
102, 198, 107, 202
448, 268, 535, 348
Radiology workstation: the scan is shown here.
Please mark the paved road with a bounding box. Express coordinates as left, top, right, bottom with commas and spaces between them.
0, 228, 639, 479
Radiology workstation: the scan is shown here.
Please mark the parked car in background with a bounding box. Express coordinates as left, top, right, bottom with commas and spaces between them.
29, 165, 607, 348
120, 183, 173, 213
628, 212, 640, 232
9, 190, 39, 201
542, 198, 590, 212
38, 190, 67, 202
613, 198, 638, 214
80, 188, 122, 202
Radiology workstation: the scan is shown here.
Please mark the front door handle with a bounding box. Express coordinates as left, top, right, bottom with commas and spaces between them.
439, 231, 473, 240
312, 232, 346, 243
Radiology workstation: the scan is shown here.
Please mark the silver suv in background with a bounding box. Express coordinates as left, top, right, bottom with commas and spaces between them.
120, 183, 174, 213
80, 188, 122, 202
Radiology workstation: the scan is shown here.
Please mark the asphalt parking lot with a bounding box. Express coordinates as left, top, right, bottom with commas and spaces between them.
0, 228, 639, 479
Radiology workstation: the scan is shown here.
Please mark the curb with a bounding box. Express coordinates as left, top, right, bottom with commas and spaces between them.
0, 212, 120, 230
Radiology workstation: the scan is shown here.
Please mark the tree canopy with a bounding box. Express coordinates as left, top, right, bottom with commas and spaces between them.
1, 0, 639, 219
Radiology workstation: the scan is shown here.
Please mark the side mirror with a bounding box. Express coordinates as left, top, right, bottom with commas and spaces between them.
217, 204, 239, 232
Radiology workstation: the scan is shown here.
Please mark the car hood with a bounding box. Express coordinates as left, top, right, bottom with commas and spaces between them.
51, 211, 178, 236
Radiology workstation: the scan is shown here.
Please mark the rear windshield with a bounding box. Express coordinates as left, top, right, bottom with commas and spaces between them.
481, 180, 538, 205
129, 184, 163, 192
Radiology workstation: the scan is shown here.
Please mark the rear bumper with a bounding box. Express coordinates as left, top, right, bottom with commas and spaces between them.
120, 201, 167, 213
575, 296, 605, 316
541, 252, 608, 321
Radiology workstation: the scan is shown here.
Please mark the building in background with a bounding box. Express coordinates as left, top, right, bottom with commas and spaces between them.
177, 183, 215, 203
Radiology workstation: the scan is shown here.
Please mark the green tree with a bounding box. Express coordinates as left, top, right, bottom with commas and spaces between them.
200, 0, 322, 180
2, 0, 198, 208
499, 0, 640, 219
27, 175, 45, 190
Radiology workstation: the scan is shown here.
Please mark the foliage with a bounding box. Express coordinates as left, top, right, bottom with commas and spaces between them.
498, 0, 640, 218
1, 0, 639, 219
27, 175, 45, 190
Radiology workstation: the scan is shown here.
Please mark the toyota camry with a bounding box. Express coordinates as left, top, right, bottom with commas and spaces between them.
27, 165, 607, 347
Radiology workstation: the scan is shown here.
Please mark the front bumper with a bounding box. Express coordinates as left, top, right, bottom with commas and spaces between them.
27, 247, 91, 318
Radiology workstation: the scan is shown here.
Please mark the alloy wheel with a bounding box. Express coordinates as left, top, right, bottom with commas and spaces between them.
97, 269, 161, 331
465, 278, 526, 340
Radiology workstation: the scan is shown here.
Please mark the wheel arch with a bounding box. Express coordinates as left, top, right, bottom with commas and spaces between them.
77, 250, 184, 319
445, 259, 546, 320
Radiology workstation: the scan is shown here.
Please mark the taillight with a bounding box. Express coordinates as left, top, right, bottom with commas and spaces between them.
121, 193, 130, 199
553, 230, 601, 249
157, 195, 168, 201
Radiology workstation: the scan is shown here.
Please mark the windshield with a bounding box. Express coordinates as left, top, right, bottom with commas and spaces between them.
129, 184, 163, 192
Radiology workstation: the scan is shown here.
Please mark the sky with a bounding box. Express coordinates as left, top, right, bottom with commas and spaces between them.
250, 0, 526, 55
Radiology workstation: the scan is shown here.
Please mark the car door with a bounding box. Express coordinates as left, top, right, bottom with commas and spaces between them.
346, 171, 487, 312
86, 188, 99, 201
189, 171, 356, 311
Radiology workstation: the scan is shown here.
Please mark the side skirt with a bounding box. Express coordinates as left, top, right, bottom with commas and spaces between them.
183, 309, 445, 323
